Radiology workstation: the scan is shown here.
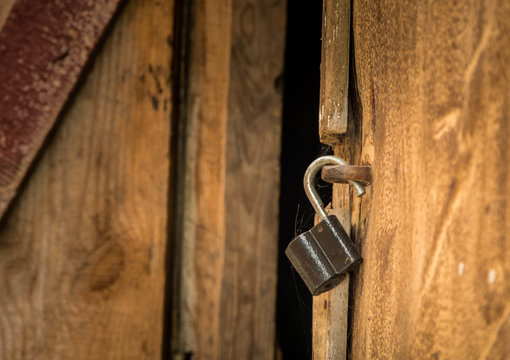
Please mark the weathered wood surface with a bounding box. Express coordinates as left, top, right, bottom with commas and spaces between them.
351, 0, 510, 358
222, 0, 285, 357
0, 0, 122, 220
313, 209, 351, 360
0, 0, 175, 358
312, 127, 358, 359
171, 0, 286, 358
170, 0, 232, 357
319, 0, 350, 144
314, 0, 355, 355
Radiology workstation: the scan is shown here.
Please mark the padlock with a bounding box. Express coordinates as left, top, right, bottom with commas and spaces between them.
285, 156, 365, 295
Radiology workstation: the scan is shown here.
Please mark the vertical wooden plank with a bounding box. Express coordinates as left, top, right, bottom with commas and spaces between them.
319, 0, 351, 144
0, 0, 174, 358
313, 209, 351, 360
351, 0, 510, 358
221, 0, 286, 358
172, 0, 286, 358
191, 0, 232, 358
313, 0, 353, 357
171, 1, 232, 358
312, 140, 355, 360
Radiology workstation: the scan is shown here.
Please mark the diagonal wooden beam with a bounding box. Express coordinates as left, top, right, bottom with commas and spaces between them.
0, 0, 123, 219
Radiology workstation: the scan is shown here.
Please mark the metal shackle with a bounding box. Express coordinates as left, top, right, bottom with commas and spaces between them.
304, 155, 366, 220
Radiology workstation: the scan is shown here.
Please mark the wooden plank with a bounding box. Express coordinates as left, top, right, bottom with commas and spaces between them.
171, 0, 286, 358
170, 0, 233, 356
0, 0, 175, 358
350, 0, 510, 358
171, 0, 232, 357
311, 139, 357, 360
313, 209, 351, 360
319, 0, 351, 144
0, 0, 123, 220
314, 0, 355, 354
221, 0, 286, 357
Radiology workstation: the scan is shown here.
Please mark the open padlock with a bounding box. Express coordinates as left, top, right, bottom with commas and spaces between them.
285, 156, 365, 295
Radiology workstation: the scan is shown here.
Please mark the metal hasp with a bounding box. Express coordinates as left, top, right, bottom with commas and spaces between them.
285, 156, 366, 295
321, 164, 372, 185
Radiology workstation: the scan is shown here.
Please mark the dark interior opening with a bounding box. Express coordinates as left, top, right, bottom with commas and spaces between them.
276, 2, 329, 359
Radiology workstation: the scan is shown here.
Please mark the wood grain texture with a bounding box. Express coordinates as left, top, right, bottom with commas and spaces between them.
313, 114, 358, 359
351, 0, 510, 358
313, 209, 351, 360
319, 0, 351, 144
171, 0, 286, 358
0, 0, 174, 358
221, 0, 285, 358
316, 17, 357, 360
171, 0, 232, 357
0, 0, 123, 220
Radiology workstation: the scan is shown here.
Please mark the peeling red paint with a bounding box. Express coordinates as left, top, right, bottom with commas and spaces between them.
0, 0, 122, 217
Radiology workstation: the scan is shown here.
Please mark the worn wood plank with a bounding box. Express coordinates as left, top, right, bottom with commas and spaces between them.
170, 1, 232, 358
0, 0, 123, 220
313, 209, 351, 360
312, 131, 357, 359
0, 0, 175, 358
313, 0, 355, 352
351, 0, 510, 358
171, 0, 286, 358
221, 0, 285, 358
319, 0, 351, 144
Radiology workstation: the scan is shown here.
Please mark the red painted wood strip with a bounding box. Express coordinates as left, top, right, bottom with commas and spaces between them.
0, 0, 122, 218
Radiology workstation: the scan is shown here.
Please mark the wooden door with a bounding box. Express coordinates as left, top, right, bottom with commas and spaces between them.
314, 0, 510, 358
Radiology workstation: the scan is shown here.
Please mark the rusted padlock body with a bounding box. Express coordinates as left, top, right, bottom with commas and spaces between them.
285, 214, 361, 295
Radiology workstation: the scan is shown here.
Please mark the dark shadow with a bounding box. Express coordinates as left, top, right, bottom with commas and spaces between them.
276, 1, 327, 359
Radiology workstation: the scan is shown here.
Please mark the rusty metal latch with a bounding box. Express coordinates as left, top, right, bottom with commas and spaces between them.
321, 164, 372, 185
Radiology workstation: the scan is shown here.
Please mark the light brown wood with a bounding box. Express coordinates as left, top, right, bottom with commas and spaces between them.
0, 0, 15, 29
171, 0, 286, 359
350, 0, 510, 358
319, 0, 351, 144
0, 0, 174, 358
313, 209, 351, 360
314, 3, 357, 346
172, 0, 232, 357
312, 120, 357, 359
